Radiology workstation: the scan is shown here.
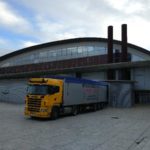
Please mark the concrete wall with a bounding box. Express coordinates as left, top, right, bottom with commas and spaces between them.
131, 67, 150, 90
0, 72, 107, 104
82, 72, 106, 81
108, 82, 134, 108
0, 67, 149, 105
0, 79, 28, 104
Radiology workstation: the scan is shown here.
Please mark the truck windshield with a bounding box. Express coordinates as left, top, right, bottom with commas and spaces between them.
27, 85, 60, 95
27, 85, 48, 95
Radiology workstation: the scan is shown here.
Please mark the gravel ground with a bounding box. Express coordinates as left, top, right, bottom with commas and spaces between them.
0, 103, 150, 150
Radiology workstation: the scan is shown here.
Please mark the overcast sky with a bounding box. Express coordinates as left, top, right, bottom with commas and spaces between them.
0, 0, 150, 56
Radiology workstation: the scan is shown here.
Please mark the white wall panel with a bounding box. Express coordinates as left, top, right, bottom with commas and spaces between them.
82, 72, 106, 81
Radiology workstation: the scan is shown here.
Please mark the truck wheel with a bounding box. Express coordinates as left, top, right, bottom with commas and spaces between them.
72, 106, 78, 116
51, 107, 59, 120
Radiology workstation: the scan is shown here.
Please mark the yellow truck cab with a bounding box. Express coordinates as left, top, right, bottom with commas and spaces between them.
25, 78, 63, 119
25, 76, 108, 119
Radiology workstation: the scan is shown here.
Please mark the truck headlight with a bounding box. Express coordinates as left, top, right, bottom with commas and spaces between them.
40, 108, 48, 112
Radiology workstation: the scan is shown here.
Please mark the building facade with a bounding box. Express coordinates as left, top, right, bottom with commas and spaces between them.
0, 37, 150, 104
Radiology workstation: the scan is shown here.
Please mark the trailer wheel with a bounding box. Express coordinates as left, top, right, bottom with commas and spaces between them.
93, 104, 98, 111
51, 107, 59, 120
101, 103, 104, 109
97, 103, 102, 110
72, 106, 78, 116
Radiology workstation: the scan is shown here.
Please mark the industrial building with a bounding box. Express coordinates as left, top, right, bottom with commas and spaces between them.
0, 24, 150, 105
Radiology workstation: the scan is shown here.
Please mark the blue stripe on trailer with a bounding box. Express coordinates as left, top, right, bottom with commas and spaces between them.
43, 75, 108, 86
65, 78, 107, 86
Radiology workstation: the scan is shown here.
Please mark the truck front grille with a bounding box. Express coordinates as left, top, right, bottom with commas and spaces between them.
28, 98, 42, 112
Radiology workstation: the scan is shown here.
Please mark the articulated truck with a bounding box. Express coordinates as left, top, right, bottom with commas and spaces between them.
24, 76, 108, 119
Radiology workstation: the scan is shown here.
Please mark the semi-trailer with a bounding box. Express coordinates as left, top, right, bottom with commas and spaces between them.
24, 76, 108, 119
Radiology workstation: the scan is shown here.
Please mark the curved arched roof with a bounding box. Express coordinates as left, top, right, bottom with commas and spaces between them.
0, 37, 150, 61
